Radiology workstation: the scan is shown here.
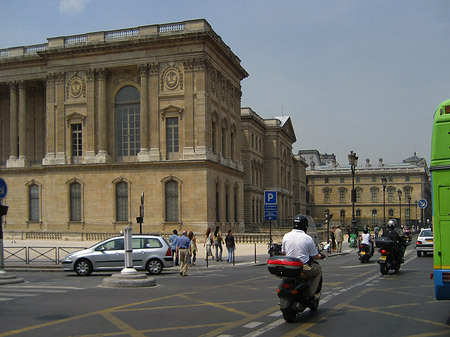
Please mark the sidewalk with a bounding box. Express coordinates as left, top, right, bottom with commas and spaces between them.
2, 238, 354, 272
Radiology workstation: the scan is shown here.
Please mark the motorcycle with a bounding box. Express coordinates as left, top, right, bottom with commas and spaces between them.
349, 233, 358, 248
358, 243, 373, 263
268, 243, 282, 257
267, 244, 329, 323
375, 237, 405, 275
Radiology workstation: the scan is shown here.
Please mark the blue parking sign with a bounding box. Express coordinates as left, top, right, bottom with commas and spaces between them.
265, 191, 277, 204
0, 178, 7, 199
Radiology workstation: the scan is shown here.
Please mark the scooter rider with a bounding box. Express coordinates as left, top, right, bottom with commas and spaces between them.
282, 214, 325, 300
361, 226, 373, 254
381, 219, 405, 262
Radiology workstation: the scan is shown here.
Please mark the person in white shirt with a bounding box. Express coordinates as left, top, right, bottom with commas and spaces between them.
282, 215, 325, 299
360, 227, 373, 254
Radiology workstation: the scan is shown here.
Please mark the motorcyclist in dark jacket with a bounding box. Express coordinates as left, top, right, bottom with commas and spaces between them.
381, 219, 405, 262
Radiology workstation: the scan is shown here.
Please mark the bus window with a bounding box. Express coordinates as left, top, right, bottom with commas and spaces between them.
439, 186, 450, 216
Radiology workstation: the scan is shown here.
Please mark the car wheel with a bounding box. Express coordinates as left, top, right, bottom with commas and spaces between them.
75, 259, 93, 276
147, 259, 163, 275
417, 251, 421, 257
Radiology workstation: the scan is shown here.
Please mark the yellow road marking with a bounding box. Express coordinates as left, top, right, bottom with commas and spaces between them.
199, 305, 279, 337
281, 322, 324, 337
100, 311, 147, 337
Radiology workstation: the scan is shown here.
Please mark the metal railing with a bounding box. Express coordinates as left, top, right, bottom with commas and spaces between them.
3, 246, 86, 265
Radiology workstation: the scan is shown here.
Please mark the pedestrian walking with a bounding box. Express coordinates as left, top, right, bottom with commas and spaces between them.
335, 225, 343, 253
169, 229, 179, 266
214, 225, 223, 261
225, 229, 236, 263
188, 231, 197, 267
331, 226, 336, 251
374, 225, 380, 239
204, 228, 214, 261
176, 231, 191, 277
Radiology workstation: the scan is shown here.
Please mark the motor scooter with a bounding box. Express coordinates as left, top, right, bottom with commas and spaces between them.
375, 237, 405, 275
267, 244, 330, 323
358, 243, 373, 263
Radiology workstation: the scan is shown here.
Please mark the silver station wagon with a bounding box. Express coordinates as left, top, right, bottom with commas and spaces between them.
62, 235, 173, 276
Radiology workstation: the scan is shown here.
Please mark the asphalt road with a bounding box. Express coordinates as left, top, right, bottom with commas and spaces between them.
0, 245, 449, 337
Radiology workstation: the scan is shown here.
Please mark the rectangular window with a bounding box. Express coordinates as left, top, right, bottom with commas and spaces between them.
71, 124, 82, 164
324, 190, 330, 203
225, 186, 229, 222
340, 190, 346, 203
371, 190, 378, 203
29, 185, 39, 221
212, 122, 216, 154
70, 183, 82, 222
166, 118, 179, 159
165, 181, 178, 222
356, 189, 361, 202
222, 127, 226, 158
388, 189, 394, 202
116, 182, 128, 222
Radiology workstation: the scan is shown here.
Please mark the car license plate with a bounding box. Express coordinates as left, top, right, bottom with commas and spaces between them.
360, 251, 365, 255
426, 239, 433, 242
379, 256, 387, 261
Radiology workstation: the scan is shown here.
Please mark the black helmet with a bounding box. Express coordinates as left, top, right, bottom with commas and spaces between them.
293, 214, 308, 232
387, 219, 397, 230
363, 227, 368, 234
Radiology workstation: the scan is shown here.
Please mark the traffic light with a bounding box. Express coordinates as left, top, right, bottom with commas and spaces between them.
0, 204, 8, 217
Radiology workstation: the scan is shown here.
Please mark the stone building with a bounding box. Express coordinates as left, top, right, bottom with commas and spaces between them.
241, 107, 307, 231
305, 153, 431, 229
0, 20, 248, 237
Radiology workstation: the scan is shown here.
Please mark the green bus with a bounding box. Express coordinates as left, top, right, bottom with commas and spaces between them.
431, 98, 450, 300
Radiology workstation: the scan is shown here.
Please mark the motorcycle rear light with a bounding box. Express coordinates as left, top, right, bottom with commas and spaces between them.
430, 272, 434, 280
282, 283, 291, 289
291, 290, 298, 295
380, 249, 390, 254
165, 248, 172, 257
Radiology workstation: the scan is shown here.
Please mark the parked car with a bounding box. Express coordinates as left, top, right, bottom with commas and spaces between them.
61, 235, 173, 275
416, 228, 433, 257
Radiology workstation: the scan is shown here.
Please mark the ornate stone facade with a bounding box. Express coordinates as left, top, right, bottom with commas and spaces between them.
0, 20, 248, 235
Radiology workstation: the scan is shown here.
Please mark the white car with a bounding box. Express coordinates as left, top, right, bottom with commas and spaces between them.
61, 235, 173, 275
416, 228, 433, 257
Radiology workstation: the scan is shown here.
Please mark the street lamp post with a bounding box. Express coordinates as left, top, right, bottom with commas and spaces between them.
408, 196, 411, 227
348, 151, 358, 231
397, 189, 402, 227
381, 176, 387, 227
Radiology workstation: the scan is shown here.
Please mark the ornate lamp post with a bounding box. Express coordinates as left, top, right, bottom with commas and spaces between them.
397, 189, 402, 227
381, 176, 387, 227
348, 151, 358, 230
408, 196, 411, 227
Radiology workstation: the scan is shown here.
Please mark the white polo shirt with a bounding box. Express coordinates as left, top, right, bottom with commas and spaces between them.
282, 229, 318, 264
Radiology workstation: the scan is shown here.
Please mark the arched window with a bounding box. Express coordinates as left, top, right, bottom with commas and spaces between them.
340, 209, 345, 218
29, 184, 39, 221
388, 209, 394, 217
165, 181, 178, 222
115, 86, 140, 161
70, 183, 82, 221
372, 209, 378, 225
116, 182, 128, 221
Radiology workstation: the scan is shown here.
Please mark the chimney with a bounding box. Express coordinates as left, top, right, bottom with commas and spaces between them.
365, 158, 370, 168
379, 158, 384, 167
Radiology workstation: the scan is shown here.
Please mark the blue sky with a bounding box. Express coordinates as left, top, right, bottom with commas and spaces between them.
2, 0, 450, 165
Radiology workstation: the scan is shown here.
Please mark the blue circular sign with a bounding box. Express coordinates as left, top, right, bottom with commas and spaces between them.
0, 178, 7, 199
418, 199, 428, 209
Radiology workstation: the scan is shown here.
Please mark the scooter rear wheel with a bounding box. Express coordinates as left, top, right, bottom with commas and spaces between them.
281, 308, 297, 323
380, 264, 388, 275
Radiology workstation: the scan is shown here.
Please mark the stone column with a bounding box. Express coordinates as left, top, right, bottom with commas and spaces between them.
148, 63, 160, 160
43, 74, 56, 165
8, 82, 18, 161
83, 70, 96, 163
138, 64, 150, 161
55, 72, 66, 164
96, 69, 110, 162
18, 81, 27, 163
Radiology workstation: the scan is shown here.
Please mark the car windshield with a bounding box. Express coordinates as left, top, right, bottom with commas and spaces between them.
420, 230, 433, 237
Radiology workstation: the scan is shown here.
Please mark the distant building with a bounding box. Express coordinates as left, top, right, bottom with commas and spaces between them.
241, 108, 307, 230
298, 150, 337, 169
304, 152, 431, 229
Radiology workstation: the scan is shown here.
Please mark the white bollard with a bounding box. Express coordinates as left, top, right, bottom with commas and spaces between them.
121, 226, 137, 275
